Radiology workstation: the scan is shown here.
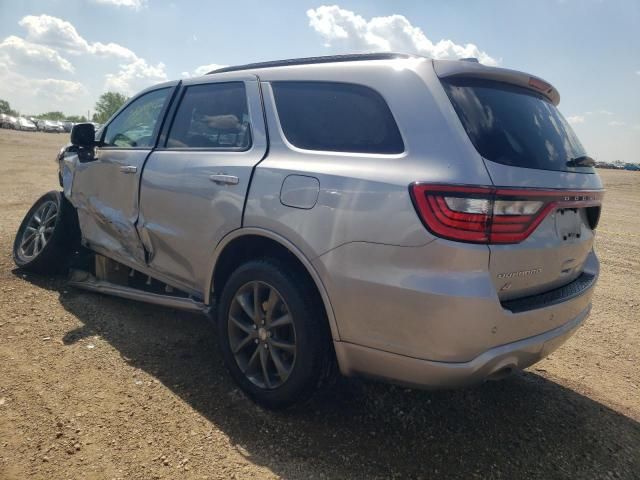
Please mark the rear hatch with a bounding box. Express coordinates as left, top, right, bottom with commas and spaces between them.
434, 60, 603, 302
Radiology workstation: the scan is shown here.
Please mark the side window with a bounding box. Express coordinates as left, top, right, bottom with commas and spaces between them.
166, 82, 251, 149
103, 88, 170, 148
272, 81, 404, 154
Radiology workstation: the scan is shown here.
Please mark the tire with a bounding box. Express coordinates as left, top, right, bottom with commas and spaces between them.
13, 191, 80, 274
217, 258, 334, 409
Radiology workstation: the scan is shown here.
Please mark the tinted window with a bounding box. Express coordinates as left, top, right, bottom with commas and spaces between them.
272, 82, 404, 154
167, 82, 251, 149
442, 78, 591, 172
103, 88, 170, 148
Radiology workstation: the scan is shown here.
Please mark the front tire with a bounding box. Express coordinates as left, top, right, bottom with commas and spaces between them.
217, 259, 333, 409
13, 191, 79, 274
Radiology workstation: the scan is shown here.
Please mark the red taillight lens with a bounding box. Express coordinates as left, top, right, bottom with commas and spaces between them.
409, 184, 604, 244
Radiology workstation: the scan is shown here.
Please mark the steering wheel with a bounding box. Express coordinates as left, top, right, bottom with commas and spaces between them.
111, 133, 135, 147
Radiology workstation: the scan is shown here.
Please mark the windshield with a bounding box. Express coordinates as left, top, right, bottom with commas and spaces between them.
442, 78, 592, 173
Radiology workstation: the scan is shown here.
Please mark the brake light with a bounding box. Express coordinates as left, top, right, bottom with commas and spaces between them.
409, 184, 604, 244
528, 77, 552, 93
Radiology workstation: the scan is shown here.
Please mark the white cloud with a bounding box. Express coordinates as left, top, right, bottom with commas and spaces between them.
105, 58, 168, 95
0, 63, 88, 114
193, 63, 227, 76
567, 115, 585, 125
18, 14, 165, 94
93, 0, 146, 9
180, 64, 228, 78
19, 15, 137, 60
569, 110, 618, 125
307, 5, 497, 65
0, 35, 74, 73
20, 14, 90, 54
91, 41, 137, 61
608, 120, 626, 127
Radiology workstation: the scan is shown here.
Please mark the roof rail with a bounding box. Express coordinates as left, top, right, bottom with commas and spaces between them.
207, 53, 415, 75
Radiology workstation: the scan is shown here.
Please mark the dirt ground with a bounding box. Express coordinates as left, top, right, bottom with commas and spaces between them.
0, 128, 638, 480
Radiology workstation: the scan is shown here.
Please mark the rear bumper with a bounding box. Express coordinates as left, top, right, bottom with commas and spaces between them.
334, 304, 589, 388
314, 240, 599, 363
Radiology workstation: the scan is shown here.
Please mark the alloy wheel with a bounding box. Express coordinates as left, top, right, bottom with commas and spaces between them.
228, 281, 296, 389
18, 200, 58, 261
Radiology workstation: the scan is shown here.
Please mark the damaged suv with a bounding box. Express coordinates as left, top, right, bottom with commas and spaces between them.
13, 53, 603, 408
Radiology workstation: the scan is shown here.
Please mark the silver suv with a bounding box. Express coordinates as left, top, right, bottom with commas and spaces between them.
13, 53, 603, 408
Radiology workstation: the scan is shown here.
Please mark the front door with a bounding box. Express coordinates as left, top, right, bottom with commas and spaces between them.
137, 76, 267, 295
72, 86, 174, 266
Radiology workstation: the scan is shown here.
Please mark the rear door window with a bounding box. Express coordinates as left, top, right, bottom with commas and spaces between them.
272, 81, 404, 154
442, 78, 592, 173
167, 82, 251, 150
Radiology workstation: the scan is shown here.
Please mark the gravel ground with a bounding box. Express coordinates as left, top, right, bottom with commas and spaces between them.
0, 129, 638, 479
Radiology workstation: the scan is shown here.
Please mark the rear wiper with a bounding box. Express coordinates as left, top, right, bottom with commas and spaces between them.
566, 155, 595, 167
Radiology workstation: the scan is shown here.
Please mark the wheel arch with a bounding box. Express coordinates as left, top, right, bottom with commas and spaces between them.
206, 228, 340, 341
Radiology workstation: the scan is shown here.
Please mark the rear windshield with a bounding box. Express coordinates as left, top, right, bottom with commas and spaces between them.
442, 78, 592, 173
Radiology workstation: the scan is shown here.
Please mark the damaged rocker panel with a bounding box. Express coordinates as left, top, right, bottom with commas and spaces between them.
67, 255, 211, 316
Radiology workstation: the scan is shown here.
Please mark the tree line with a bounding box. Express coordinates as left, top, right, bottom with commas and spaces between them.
0, 92, 129, 124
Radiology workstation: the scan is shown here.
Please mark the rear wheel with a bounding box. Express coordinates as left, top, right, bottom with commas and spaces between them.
217, 259, 333, 409
13, 191, 79, 274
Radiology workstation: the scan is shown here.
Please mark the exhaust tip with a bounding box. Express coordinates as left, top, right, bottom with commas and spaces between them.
486, 366, 515, 381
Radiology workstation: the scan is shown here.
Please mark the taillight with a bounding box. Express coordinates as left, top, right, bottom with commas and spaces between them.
409, 184, 604, 244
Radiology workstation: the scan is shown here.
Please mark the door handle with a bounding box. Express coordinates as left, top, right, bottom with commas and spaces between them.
209, 174, 239, 185
120, 165, 137, 174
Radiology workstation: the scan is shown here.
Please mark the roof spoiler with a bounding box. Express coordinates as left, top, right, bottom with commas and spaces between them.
433, 59, 560, 105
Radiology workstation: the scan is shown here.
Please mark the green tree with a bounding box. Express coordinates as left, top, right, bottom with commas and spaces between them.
65, 115, 88, 123
0, 99, 18, 116
34, 111, 66, 121
93, 92, 129, 123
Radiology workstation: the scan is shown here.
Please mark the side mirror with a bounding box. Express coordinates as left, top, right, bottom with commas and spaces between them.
70, 123, 96, 148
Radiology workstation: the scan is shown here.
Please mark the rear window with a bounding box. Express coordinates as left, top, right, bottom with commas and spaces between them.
442, 78, 592, 173
272, 81, 404, 154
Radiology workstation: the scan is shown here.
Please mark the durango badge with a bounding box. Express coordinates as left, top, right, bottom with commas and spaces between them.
497, 268, 543, 279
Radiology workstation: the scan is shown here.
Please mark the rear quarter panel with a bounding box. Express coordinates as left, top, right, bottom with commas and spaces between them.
243, 59, 494, 260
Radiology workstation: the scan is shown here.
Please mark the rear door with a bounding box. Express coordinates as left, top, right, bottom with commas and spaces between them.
137, 75, 267, 295
71, 85, 175, 266
439, 72, 603, 300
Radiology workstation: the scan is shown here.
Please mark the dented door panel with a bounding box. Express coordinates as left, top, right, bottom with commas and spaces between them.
71, 149, 150, 266
63, 84, 177, 268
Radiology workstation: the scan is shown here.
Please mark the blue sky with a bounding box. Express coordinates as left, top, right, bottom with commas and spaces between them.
0, 0, 638, 162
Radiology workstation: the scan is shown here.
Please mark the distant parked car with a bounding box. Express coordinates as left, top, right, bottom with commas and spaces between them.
1, 114, 18, 129
62, 121, 74, 133
624, 163, 640, 171
17, 117, 37, 131
38, 120, 65, 133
